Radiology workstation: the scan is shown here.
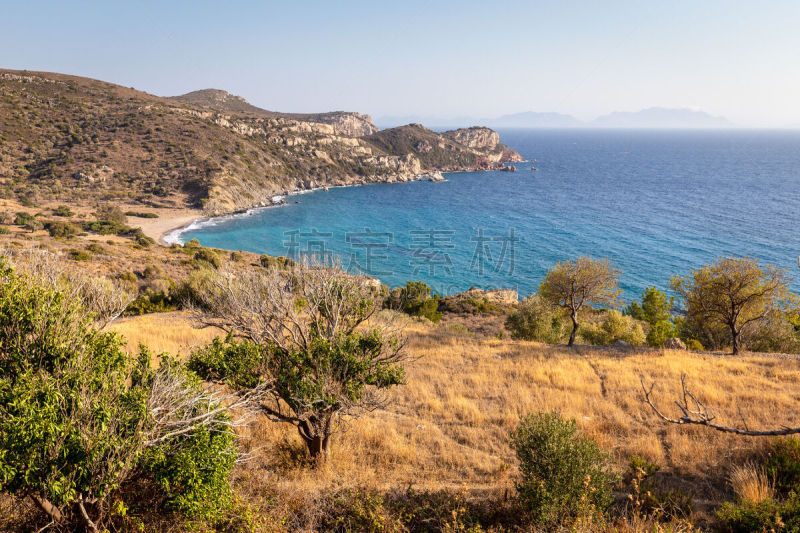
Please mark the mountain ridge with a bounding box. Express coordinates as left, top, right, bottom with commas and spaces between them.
377, 107, 734, 129
0, 69, 521, 216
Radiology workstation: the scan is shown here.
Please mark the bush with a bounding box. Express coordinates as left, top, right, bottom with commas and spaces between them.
259, 254, 294, 269
506, 295, 568, 343
13, 211, 34, 226
0, 261, 237, 528
194, 248, 221, 269
579, 309, 646, 346
125, 210, 159, 218
53, 205, 74, 217
388, 281, 441, 323
766, 437, 800, 495
68, 248, 91, 261
511, 411, 614, 524
625, 287, 675, 347
0, 227, 10, 235
45, 220, 80, 238
717, 493, 800, 533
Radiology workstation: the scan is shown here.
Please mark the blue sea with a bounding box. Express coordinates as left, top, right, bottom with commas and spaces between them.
180, 129, 800, 301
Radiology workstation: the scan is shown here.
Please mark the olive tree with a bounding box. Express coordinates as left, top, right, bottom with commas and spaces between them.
671, 256, 792, 355
539, 257, 620, 346
188, 262, 407, 461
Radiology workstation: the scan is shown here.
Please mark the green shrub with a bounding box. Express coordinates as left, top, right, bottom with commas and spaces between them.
68, 249, 91, 261
86, 243, 107, 254
125, 210, 159, 218
194, 248, 221, 269
685, 339, 704, 351
141, 402, 236, 520
505, 295, 568, 343
53, 205, 74, 217
510, 411, 614, 525
0, 261, 237, 528
580, 309, 646, 346
717, 493, 800, 533
259, 254, 294, 269
13, 211, 34, 226
318, 488, 401, 532
388, 281, 441, 323
625, 287, 675, 347
0, 227, 10, 235
766, 437, 800, 495
45, 220, 80, 238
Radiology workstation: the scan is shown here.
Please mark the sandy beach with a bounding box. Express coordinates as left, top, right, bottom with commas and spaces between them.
133, 208, 203, 245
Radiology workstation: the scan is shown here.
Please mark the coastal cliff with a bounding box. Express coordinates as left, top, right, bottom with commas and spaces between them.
0, 69, 522, 216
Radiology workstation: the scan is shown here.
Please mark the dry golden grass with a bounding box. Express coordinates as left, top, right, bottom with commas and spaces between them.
729, 462, 774, 503
112, 312, 800, 520
108, 311, 222, 358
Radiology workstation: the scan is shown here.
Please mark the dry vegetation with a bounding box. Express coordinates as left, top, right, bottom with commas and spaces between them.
105, 312, 800, 528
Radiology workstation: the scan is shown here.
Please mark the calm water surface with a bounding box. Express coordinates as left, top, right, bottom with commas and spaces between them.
181, 129, 800, 300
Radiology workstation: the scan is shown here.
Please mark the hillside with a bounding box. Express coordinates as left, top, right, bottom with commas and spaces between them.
364, 124, 522, 171
0, 69, 522, 216
170, 89, 379, 136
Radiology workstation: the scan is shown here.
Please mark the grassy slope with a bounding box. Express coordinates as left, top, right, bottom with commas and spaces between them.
103, 312, 800, 529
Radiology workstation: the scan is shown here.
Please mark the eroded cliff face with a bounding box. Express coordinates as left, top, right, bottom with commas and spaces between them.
443, 127, 500, 150
317, 112, 378, 137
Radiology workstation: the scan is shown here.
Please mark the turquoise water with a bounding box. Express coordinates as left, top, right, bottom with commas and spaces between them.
181, 129, 800, 301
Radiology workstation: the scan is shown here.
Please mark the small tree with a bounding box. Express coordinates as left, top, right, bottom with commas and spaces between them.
626, 286, 675, 347
188, 262, 407, 461
671, 257, 792, 354
539, 257, 620, 346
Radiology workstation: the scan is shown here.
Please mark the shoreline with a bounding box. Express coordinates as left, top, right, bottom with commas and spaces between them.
154, 169, 455, 246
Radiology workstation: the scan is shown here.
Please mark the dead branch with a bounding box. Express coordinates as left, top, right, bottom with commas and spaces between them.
641, 374, 800, 436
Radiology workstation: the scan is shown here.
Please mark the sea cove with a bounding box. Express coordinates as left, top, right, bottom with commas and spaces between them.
181, 128, 800, 299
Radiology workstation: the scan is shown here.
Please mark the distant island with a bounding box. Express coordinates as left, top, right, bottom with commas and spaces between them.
377, 107, 734, 130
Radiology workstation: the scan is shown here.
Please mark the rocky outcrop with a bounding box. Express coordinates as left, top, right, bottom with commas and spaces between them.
443, 127, 500, 150
664, 337, 687, 350
317, 112, 378, 137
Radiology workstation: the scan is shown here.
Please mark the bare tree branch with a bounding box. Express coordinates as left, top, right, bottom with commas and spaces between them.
641, 374, 800, 436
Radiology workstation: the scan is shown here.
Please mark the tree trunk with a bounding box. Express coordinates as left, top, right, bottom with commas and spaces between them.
731, 324, 740, 355
568, 311, 579, 346
304, 434, 331, 462
29, 494, 62, 522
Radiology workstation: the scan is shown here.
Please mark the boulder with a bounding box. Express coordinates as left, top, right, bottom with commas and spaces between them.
664, 337, 687, 350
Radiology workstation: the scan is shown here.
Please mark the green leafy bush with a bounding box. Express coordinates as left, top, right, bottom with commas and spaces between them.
259, 254, 294, 269
579, 309, 646, 346
717, 493, 800, 533
510, 411, 614, 525
194, 248, 221, 269
45, 220, 80, 238
625, 287, 676, 347
505, 295, 568, 343
388, 281, 441, 323
0, 261, 239, 528
766, 437, 800, 495
68, 248, 91, 261
53, 205, 74, 217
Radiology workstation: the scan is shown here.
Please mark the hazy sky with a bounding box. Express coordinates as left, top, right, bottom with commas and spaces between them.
2, 1, 799, 126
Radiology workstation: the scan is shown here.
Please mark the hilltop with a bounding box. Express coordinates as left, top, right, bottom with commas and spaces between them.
0, 69, 521, 216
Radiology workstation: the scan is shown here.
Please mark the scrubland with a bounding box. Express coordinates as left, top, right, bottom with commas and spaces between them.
103, 312, 800, 530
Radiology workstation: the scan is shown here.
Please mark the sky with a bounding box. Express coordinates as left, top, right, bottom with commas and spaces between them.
2, 1, 799, 127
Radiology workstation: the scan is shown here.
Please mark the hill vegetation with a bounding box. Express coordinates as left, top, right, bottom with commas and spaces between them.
0, 69, 521, 215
